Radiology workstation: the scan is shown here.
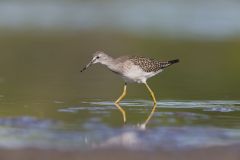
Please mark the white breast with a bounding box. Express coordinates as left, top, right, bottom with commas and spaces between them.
121, 64, 163, 83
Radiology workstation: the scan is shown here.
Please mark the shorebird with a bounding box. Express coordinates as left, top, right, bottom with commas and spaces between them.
81, 51, 179, 104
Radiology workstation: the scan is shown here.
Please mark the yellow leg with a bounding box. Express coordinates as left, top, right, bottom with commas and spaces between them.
114, 83, 127, 123
139, 84, 157, 129
144, 83, 157, 104
114, 103, 127, 123
115, 83, 127, 104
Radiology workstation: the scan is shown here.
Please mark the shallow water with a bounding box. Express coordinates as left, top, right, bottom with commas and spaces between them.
0, 99, 240, 150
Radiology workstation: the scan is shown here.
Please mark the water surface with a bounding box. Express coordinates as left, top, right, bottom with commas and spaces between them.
0, 99, 240, 150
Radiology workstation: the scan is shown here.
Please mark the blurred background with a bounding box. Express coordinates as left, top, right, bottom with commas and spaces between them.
0, 0, 240, 101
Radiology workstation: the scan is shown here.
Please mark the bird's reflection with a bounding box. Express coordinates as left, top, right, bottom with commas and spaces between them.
139, 103, 157, 129
114, 102, 157, 129
114, 103, 126, 123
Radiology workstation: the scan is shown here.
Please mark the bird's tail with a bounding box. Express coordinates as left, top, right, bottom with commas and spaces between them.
168, 59, 179, 64
159, 59, 179, 69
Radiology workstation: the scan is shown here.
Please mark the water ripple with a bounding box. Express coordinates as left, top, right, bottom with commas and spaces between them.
83, 100, 240, 112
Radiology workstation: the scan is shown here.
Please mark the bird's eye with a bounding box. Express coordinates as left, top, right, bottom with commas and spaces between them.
96, 56, 100, 59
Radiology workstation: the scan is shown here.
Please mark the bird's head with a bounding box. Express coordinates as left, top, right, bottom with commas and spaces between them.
80, 51, 109, 72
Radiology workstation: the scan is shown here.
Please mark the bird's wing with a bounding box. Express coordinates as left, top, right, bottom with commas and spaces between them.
129, 56, 170, 72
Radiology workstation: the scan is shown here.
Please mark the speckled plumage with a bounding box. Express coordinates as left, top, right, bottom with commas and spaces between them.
129, 56, 173, 72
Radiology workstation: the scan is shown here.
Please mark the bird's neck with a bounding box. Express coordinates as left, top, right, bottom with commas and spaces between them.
100, 56, 119, 72
100, 55, 114, 65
